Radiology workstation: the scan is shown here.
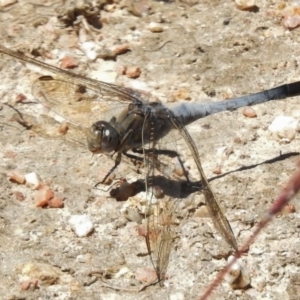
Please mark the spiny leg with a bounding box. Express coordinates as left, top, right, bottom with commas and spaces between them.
95, 152, 122, 187
132, 148, 191, 183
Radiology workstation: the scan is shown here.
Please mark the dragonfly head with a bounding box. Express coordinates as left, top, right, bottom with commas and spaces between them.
87, 121, 119, 154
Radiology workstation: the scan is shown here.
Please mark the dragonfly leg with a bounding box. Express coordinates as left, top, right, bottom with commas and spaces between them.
123, 151, 144, 162
95, 152, 122, 187
132, 148, 191, 183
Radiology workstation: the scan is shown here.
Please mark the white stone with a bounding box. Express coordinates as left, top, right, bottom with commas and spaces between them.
224, 255, 241, 284
224, 255, 250, 289
235, 0, 256, 10
25, 172, 41, 189
80, 41, 97, 60
268, 115, 298, 142
170, 292, 185, 300
90, 69, 117, 84
69, 215, 94, 237
148, 22, 164, 33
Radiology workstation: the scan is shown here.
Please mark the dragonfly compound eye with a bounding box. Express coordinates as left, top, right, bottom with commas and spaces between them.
87, 121, 119, 154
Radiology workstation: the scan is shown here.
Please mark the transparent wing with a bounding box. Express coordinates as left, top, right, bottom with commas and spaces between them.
174, 121, 238, 251
11, 112, 88, 148
142, 114, 181, 285
0, 44, 150, 106
141, 109, 238, 284
31, 75, 147, 140
0, 46, 153, 145
186, 108, 262, 176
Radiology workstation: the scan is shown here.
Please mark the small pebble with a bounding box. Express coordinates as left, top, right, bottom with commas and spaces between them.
7, 170, 25, 184
69, 215, 94, 237
222, 87, 234, 99
224, 256, 241, 284
113, 44, 130, 56
20, 279, 39, 291
235, 0, 257, 10
268, 115, 298, 142
242, 106, 257, 118
148, 22, 164, 33
25, 172, 41, 189
283, 14, 300, 30
15, 93, 27, 103
34, 185, 54, 207
60, 56, 78, 69
125, 66, 141, 78
224, 256, 250, 289
283, 7, 300, 29
48, 197, 64, 208
135, 267, 157, 283
58, 122, 69, 135
80, 41, 97, 60
213, 166, 222, 175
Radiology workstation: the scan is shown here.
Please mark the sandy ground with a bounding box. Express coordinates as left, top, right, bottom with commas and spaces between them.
1, 1, 300, 299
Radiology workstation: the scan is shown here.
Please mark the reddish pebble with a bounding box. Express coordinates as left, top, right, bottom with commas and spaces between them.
15, 93, 27, 103
113, 44, 130, 56
242, 106, 257, 118
283, 14, 300, 30
34, 185, 54, 207
60, 56, 78, 69
234, 137, 242, 143
58, 122, 69, 135
213, 167, 222, 175
125, 66, 141, 78
48, 197, 64, 208
21, 279, 39, 291
7, 170, 25, 184
135, 267, 157, 283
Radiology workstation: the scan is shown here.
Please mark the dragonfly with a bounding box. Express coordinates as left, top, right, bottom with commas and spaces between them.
1, 45, 300, 287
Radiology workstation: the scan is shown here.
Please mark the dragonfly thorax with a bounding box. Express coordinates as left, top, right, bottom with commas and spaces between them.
87, 121, 120, 154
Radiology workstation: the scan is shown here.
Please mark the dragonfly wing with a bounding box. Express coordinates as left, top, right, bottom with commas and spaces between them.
11, 112, 88, 148
170, 117, 238, 251
142, 113, 181, 284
